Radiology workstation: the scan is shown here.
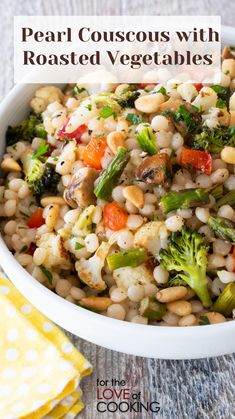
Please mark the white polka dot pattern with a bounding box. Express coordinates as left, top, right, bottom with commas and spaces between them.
0, 276, 92, 418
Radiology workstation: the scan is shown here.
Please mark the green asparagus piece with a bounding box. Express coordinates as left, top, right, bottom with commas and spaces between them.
161, 188, 209, 214
214, 282, 235, 317
94, 147, 129, 200
139, 297, 166, 320
215, 190, 235, 210
207, 216, 235, 243
135, 124, 158, 155
210, 184, 223, 200
107, 248, 147, 270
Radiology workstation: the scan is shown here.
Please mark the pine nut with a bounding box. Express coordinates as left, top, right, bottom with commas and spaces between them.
178, 314, 197, 326
115, 84, 129, 95
123, 185, 144, 209
107, 131, 126, 154
80, 297, 112, 312
41, 196, 65, 207
203, 311, 226, 324
45, 204, 60, 230
156, 286, 188, 303
135, 93, 165, 113
221, 146, 235, 164
1, 157, 21, 172
167, 300, 192, 316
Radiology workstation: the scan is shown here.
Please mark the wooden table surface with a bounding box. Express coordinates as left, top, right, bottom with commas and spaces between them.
1, 1, 235, 418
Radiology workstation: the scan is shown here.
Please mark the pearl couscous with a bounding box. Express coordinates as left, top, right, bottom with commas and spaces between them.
1, 47, 235, 327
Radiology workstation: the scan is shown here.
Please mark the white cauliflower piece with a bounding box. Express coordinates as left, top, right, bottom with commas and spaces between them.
75, 242, 111, 291
134, 221, 169, 258
113, 265, 154, 291
36, 233, 72, 269
30, 86, 64, 113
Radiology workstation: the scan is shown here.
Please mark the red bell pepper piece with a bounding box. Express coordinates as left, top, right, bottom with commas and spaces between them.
27, 208, 44, 228
180, 148, 212, 175
194, 83, 203, 92
27, 243, 37, 255
58, 119, 87, 142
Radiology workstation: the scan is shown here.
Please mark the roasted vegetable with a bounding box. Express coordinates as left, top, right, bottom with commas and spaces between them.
114, 90, 140, 108
214, 282, 235, 317
94, 147, 129, 200
215, 190, 235, 210
104, 202, 128, 231
21, 150, 60, 202
180, 148, 212, 175
36, 233, 71, 270
107, 248, 147, 270
113, 265, 154, 291
139, 297, 166, 320
136, 153, 172, 184
161, 188, 209, 214
135, 124, 158, 155
191, 126, 235, 154
6, 113, 47, 146
159, 228, 212, 307
64, 167, 98, 208
75, 242, 111, 290
207, 216, 235, 243
134, 221, 168, 258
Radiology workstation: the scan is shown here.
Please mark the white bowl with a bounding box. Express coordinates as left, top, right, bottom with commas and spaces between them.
0, 26, 235, 359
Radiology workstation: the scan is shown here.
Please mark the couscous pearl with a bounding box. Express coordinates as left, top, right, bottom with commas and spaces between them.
107, 304, 126, 320
153, 265, 169, 284
127, 214, 143, 230
110, 288, 127, 303
217, 270, 235, 284
151, 115, 169, 131
139, 204, 155, 217
225, 175, 235, 190
165, 215, 184, 232
213, 239, 232, 256
196, 174, 212, 188
212, 159, 227, 171
210, 168, 229, 184
171, 133, 184, 150
70, 287, 86, 300
217, 205, 234, 220
177, 208, 193, 219
64, 209, 80, 224
144, 193, 157, 204
55, 279, 72, 298
131, 315, 148, 325
125, 200, 138, 214
144, 283, 158, 297
162, 311, 179, 326
195, 207, 210, 223
4, 220, 17, 235
125, 309, 139, 322
211, 277, 226, 296
208, 254, 226, 269
84, 234, 99, 253
4, 200, 17, 217
15, 254, 32, 267
18, 184, 30, 199
117, 230, 134, 249
112, 185, 125, 203
225, 254, 234, 272
127, 285, 145, 302
125, 138, 140, 150
33, 248, 46, 266
190, 300, 203, 313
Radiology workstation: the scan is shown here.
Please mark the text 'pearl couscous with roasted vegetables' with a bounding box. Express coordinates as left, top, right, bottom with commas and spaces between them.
1, 47, 235, 327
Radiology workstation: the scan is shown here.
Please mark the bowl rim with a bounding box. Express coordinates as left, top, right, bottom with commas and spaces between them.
0, 24, 235, 359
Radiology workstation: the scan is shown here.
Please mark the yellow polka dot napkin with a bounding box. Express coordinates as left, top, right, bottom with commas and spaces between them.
0, 277, 92, 419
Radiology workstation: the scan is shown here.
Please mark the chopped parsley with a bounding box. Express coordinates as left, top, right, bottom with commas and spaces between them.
199, 315, 210, 326
32, 139, 49, 160
72, 85, 86, 98
39, 265, 53, 284
19, 245, 28, 253
98, 106, 117, 119
157, 86, 167, 95
19, 210, 29, 220
85, 103, 92, 111
75, 242, 85, 250
126, 113, 143, 125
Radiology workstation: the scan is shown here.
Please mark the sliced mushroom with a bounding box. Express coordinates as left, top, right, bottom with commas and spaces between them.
64, 167, 99, 208
222, 46, 235, 60
136, 153, 172, 185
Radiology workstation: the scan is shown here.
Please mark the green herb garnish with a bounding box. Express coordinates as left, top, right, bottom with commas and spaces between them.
199, 315, 210, 325
126, 113, 143, 125
39, 265, 53, 284
32, 139, 49, 160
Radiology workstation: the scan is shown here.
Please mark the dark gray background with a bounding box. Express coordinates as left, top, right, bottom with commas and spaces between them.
1, 1, 235, 418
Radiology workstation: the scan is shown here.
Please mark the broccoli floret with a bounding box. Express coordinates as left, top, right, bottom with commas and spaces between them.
159, 228, 212, 307
21, 150, 60, 202
6, 113, 47, 146
191, 126, 235, 153
114, 90, 140, 108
